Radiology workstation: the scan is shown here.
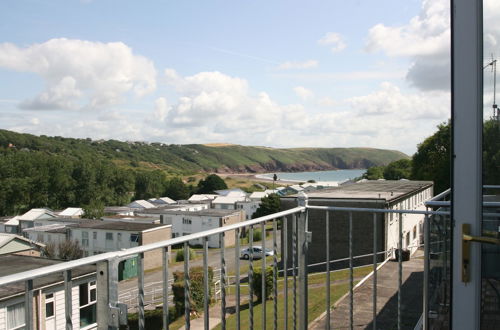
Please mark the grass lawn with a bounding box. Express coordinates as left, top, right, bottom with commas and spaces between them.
217, 265, 373, 329
215, 281, 356, 329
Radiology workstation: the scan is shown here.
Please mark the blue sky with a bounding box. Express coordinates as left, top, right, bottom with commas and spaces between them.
1, 0, 496, 154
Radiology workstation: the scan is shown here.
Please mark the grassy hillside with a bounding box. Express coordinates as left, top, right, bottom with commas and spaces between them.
0, 129, 408, 174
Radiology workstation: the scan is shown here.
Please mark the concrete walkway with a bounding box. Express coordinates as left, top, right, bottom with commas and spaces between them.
310, 254, 424, 329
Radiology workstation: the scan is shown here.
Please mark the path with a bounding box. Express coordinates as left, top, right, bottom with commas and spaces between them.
310, 253, 424, 329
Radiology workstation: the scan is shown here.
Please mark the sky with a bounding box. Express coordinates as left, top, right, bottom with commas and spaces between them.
0, 0, 498, 155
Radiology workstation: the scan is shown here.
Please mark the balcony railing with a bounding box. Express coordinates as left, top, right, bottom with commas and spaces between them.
0, 195, 452, 330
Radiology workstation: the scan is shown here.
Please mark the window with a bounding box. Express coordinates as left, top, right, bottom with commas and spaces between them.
79, 281, 97, 328
7, 302, 24, 330
117, 233, 122, 242
105, 232, 113, 240
130, 233, 139, 242
93, 232, 97, 240
82, 231, 89, 247
413, 226, 417, 240
45, 293, 54, 318
182, 218, 192, 225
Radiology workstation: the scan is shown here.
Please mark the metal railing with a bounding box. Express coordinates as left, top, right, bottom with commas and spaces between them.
0, 194, 451, 330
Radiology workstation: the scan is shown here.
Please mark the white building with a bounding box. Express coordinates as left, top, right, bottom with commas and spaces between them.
127, 200, 156, 209
160, 209, 244, 248
148, 197, 176, 206
2, 209, 58, 235
212, 196, 248, 210
57, 207, 84, 218
0, 255, 96, 330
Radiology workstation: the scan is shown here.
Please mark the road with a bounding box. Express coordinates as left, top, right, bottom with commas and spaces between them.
118, 233, 280, 295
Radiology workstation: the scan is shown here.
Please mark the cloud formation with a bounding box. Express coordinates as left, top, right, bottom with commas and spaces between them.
318, 32, 346, 53
0, 38, 156, 110
366, 0, 450, 91
293, 86, 314, 100
277, 60, 319, 70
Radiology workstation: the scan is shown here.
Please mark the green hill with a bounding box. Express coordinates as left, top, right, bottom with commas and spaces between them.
0, 129, 408, 174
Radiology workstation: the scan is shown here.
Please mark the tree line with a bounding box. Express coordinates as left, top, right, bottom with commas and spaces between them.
0, 147, 228, 216
364, 119, 499, 194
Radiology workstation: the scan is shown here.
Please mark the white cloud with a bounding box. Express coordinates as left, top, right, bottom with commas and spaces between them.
318, 32, 346, 53
0, 38, 156, 110
365, 0, 500, 92
277, 60, 319, 70
366, 0, 450, 91
293, 86, 314, 101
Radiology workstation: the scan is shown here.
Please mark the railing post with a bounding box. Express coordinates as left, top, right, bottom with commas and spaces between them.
297, 192, 309, 330
97, 261, 109, 330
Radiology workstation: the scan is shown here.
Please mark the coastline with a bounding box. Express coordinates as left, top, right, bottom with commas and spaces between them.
217, 173, 300, 185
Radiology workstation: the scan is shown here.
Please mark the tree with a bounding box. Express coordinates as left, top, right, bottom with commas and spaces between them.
164, 177, 189, 200
383, 159, 412, 180
363, 166, 384, 180
58, 240, 84, 260
41, 240, 83, 260
411, 122, 451, 194
252, 267, 274, 302
483, 119, 500, 186
196, 174, 227, 194
252, 193, 281, 219
82, 200, 105, 219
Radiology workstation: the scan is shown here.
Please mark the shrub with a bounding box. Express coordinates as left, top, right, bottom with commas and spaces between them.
128, 306, 177, 330
253, 229, 262, 242
252, 266, 274, 302
172, 266, 214, 316
175, 248, 195, 262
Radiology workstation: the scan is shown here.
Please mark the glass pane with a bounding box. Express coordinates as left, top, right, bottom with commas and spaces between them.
482, 1, 500, 328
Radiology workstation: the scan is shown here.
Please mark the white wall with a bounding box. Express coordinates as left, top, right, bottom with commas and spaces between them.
236, 201, 259, 220
170, 214, 223, 248
385, 187, 433, 255
70, 228, 139, 256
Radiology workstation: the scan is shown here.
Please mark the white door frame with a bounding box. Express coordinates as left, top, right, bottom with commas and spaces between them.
451, 0, 483, 329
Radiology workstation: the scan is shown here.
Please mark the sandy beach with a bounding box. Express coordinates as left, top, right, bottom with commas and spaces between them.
217, 172, 299, 185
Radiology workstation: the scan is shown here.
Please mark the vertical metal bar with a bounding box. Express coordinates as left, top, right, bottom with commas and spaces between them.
423, 212, 430, 330
25, 280, 33, 330
64, 270, 73, 330
273, 218, 278, 330
283, 216, 289, 330
372, 212, 377, 330
261, 221, 266, 329
138, 252, 145, 330
249, 225, 254, 330
163, 247, 170, 330
292, 213, 297, 330
220, 232, 226, 329
398, 213, 403, 330
297, 197, 309, 330
203, 238, 209, 330
349, 212, 354, 330
96, 261, 108, 330
326, 211, 331, 330
235, 228, 241, 329
184, 242, 191, 329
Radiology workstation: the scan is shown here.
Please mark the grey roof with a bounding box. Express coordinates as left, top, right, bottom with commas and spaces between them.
73, 220, 169, 231
0, 255, 95, 300
283, 180, 433, 203
156, 209, 241, 217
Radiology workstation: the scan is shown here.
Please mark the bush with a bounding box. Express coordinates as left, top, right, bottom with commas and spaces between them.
253, 229, 262, 242
128, 306, 177, 330
175, 248, 195, 262
252, 266, 274, 302
172, 266, 214, 316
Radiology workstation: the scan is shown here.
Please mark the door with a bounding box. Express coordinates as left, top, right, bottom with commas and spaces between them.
451, 1, 500, 329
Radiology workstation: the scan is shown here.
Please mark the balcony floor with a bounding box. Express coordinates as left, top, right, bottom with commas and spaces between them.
311, 252, 424, 329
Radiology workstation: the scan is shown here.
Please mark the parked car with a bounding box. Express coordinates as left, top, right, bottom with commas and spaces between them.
240, 246, 273, 259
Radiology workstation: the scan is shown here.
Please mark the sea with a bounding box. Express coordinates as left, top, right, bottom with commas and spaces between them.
257, 169, 366, 183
